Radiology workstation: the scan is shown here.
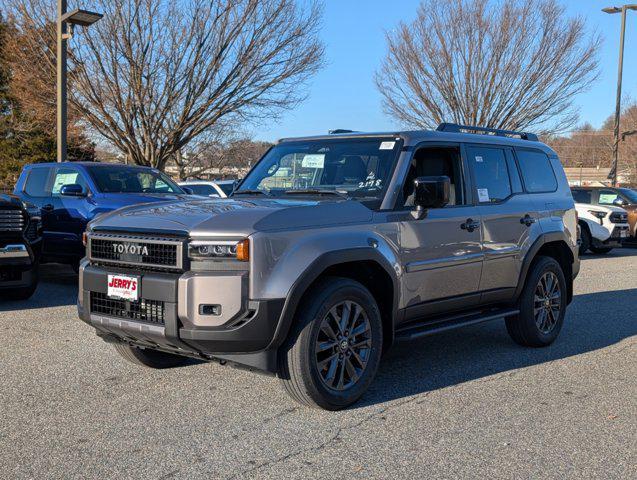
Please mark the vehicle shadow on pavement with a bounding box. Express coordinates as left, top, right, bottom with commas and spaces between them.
0, 264, 77, 311
359, 287, 637, 408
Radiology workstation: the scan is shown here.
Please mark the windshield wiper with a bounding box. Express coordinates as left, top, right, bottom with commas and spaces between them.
284, 189, 348, 198
233, 189, 271, 196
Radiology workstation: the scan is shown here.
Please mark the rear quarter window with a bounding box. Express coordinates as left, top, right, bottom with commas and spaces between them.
516, 149, 558, 193
24, 167, 52, 197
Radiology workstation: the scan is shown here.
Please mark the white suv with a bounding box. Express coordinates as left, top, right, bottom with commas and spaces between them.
575, 202, 629, 254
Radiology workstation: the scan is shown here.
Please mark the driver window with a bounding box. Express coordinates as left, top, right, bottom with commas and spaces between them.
51, 168, 88, 196
402, 146, 465, 207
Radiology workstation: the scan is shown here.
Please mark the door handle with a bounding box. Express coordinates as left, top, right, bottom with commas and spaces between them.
520, 214, 536, 227
42, 204, 54, 211
461, 218, 480, 232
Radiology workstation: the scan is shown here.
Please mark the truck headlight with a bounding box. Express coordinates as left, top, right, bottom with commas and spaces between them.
188, 239, 249, 262
588, 210, 607, 224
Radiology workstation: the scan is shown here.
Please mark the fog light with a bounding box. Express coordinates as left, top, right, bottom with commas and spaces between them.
199, 304, 222, 316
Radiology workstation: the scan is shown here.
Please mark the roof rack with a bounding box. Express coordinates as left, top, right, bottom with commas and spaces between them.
436, 123, 539, 142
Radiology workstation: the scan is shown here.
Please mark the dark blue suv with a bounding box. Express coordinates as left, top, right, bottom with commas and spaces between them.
14, 162, 191, 269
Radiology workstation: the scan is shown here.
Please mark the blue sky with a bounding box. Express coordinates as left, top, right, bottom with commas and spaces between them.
255, 0, 637, 141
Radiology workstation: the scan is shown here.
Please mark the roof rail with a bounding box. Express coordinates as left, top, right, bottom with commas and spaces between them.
328, 129, 356, 135
436, 123, 539, 142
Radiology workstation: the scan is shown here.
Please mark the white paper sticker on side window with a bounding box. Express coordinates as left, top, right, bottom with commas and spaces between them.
477, 188, 490, 202
379, 141, 396, 150
301, 154, 325, 169
475, 156, 483, 163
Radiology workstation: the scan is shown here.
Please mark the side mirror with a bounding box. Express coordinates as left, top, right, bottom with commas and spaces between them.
181, 186, 194, 195
413, 176, 450, 210
60, 184, 87, 197
613, 198, 627, 207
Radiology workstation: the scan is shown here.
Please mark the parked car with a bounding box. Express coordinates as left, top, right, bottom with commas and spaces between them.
573, 202, 629, 254
13, 162, 192, 270
0, 193, 42, 299
571, 186, 637, 241
78, 124, 579, 410
178, 180, 236, 198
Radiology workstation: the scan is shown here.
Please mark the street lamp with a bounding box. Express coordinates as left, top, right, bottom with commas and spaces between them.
57, 2, 103, 163
603, 4, 637, 186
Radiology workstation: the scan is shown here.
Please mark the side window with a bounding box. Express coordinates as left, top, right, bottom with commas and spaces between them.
571, 189, 592, 204
516, 149, 557, 193
467, 146, 512, 203
402, 146, 466, 207
24, 167, 52, 197
51, 168, 88, 196
598, 189, 619, 205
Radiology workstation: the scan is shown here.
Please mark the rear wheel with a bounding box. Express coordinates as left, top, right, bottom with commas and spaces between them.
505, 256, 567, 347
113, 344, 190, 369
278, 277, 383, 410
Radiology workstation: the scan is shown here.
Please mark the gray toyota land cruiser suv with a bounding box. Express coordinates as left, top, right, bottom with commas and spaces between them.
78, 124, 579, 410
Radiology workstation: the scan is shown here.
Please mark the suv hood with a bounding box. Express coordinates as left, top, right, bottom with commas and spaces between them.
89, 197, 374, 237
574, 202, 626, 214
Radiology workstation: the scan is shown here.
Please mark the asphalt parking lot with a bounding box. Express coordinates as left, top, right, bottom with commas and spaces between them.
1, 250, 636, 479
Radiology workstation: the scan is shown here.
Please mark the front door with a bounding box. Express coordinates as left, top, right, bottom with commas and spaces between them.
397, 144, 483, 318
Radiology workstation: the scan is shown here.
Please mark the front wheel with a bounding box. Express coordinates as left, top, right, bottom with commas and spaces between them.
113, 344, 191, 369
505, 256, 567, 347
278, 277, 383, 410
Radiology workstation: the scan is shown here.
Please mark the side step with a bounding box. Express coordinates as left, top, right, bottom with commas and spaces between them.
395, 308, 519, 342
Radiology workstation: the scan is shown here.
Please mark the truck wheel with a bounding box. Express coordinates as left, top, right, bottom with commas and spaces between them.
278, 277, 383, 410
589, 246, 613, 254
578, 224, 591, 255
113, 344, 190, 369
1, 283, 38, 300
505, 256, 567, 348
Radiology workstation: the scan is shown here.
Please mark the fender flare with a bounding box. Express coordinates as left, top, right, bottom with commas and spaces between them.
514, 231, 575, 300
266, 247, 401, 350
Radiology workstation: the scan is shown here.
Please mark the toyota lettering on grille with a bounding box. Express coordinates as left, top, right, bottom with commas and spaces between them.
112, 243, 149, 256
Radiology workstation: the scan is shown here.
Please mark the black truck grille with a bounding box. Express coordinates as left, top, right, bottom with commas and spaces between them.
0, 208, 25, 232
89, 234, 183, 270
90, 291, 165, 325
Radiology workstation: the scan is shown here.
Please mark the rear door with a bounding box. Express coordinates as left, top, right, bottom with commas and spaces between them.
466, 144, 538, 300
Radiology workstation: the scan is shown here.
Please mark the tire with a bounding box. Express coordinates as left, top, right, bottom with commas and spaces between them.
113, 343, 190, 369
505, 256, 567, 348
589, 246, 613, 254
1, 282, 38, 300
278, 277, 383, 410
578, 224, 591, 255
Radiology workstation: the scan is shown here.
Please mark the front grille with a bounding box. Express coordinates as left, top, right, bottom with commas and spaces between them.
89, 234, 183, 270
0, 209, 25, 232
90, 291, 165, 325
609, 212, 628, 224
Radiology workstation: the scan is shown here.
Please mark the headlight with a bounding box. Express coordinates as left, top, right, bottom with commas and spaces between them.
188, 239, 249, 262
588, 210, 607, 223
22, 201, 41, 219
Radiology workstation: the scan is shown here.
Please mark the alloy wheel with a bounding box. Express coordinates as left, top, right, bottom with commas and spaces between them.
314, 300, 372, 391
533, 271, 561, 334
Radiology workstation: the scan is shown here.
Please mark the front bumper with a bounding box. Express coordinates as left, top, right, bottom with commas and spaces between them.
601, 225, 630, 247
0, 242, 38, 290
78, 262, 284, 373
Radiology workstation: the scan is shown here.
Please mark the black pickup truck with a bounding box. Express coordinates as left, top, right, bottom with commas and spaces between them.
0, 193, 42, 299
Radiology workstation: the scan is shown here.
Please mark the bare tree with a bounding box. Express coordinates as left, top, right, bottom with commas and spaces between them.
7, 0, 324, 170
375, 0, 601, 135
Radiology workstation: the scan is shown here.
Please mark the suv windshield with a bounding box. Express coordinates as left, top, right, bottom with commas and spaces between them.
236, 137, 402, 204
87, 165, 183, 194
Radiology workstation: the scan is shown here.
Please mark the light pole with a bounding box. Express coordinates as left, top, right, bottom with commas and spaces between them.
603, 5, 637, 186
56, 2, 103, 163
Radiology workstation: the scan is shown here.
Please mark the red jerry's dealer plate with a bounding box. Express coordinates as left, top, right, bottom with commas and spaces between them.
107, 274, 140, 301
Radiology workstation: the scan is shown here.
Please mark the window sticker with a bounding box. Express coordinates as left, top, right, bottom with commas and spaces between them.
358, 172, 382, 189
379, 141, 396, 150
301, 154, 325, 169
475, 156, 483, 163
477, 188, 490, 202
599, 193, 618, 204
52, 173, 79, 194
